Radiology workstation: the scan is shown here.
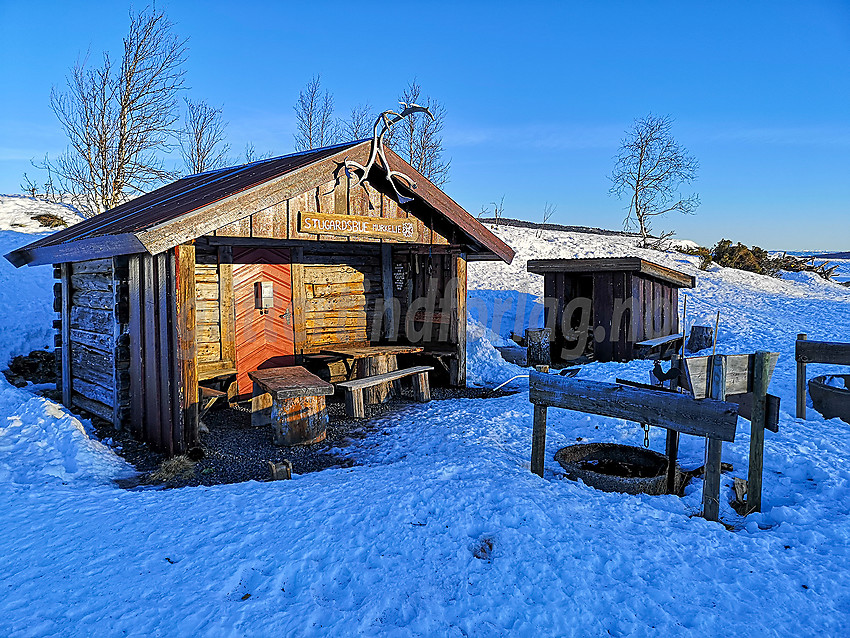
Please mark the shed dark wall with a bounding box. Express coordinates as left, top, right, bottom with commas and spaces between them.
544, 270, 680, 363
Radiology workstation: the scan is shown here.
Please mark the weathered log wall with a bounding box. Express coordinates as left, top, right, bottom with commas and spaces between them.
194, 245, 236, 380
300, 245, 382, 350
54, 258, 130, 425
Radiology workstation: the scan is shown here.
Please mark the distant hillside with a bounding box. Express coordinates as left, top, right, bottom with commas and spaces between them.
477, 217, 640, 238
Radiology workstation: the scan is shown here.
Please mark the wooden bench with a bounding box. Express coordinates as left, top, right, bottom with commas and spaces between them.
336, 365, 434, 418
633, 334, 684, 360
249, 366, 335, 445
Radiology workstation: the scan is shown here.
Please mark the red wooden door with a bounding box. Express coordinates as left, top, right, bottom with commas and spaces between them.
232, 247, 295, 396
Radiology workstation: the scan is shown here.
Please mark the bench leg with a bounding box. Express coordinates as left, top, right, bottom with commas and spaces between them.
345, 388, 366, 419
412, 372, 430, 402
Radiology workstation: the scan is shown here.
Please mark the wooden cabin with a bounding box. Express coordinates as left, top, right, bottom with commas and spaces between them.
6, 140, 514, 454
527, 257, 694, 363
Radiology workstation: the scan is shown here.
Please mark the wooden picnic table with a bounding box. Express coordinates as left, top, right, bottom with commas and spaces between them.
319, 345, 424, 403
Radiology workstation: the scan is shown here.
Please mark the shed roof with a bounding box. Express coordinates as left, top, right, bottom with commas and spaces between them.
526, 257, 695, 288
6, 140, 514, 267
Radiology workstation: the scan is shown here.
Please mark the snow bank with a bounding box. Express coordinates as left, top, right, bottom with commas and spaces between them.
0, 221, 849, 635
0, 194, 82, 233
0, 231, 59, 366
0, 382, 131, 485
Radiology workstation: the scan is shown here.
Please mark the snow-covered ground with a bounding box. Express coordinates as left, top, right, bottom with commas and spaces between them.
1, 222, 849, 636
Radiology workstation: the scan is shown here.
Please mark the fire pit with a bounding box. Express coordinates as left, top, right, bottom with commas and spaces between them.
809, 374, 850, 424
555, 443, 683, 495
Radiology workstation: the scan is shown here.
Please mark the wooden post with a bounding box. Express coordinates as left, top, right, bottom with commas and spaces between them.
531, 404, 548, 477
703, 354, 726, 521
747, 351, 770, 513
665, 354, 681, 494
172, 244, 198, 452
530, 364, 549, 477
290, 247, 307, 357
381, 244, 397, 341
60, 263, 72, 408
412, 371, 430, 402
345, 388, 366, 419
218, 246, 236, 368
449, 252, 467, 387
127, 255, 143, 437
796, 333, 807, 419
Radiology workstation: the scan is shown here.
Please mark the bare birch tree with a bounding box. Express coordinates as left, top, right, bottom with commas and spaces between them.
293, 75, 337, 151
342, 103, 374, 140
385, 80, 450, 186
609, 114, 699, 248
47, 6, 187, 217
179, 98, 230, 174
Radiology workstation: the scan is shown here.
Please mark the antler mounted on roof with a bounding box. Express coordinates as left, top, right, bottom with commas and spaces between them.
343, 103, 433, 205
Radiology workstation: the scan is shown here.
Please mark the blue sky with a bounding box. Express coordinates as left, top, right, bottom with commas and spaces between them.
1, 0, 848, 250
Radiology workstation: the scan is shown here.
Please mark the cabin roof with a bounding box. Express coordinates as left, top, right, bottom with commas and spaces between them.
526, 257, 695, 288
6, 140, 514, 267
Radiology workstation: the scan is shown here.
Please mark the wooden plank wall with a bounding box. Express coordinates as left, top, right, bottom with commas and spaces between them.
631, 275, 678, 345
52, 258, 130, 423
300, 244, 382, 350
192, 244, 237, 380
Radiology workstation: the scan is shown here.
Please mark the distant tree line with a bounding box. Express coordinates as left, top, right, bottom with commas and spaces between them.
23, 6, 450, 218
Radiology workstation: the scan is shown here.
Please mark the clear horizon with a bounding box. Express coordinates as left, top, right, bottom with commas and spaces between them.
1, 0, 848, 251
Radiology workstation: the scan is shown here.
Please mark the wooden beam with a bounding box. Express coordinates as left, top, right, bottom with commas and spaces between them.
142, 255, 162, 449
795, 338, 850, 366
6, 233, 147, 268
217, 245, 236, 366
156, 252, 173, 455
665, 354, 681, 494
726, 392, 780, 433
60, 263, 72, 407
531, 404, 547, 477
529, 371, 739, 442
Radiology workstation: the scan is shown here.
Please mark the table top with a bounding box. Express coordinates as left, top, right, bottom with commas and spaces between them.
248, 366, 335, 399
319, 345, 424, 360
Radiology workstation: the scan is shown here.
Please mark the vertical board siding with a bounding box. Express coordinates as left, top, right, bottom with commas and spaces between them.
129, 248, 197, 455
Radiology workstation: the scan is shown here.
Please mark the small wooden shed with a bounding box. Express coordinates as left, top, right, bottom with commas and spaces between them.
6, 140, 514, 454
527, 257, 694, 363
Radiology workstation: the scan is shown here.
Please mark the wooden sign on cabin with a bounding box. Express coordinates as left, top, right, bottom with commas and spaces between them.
299, 212, 418, 242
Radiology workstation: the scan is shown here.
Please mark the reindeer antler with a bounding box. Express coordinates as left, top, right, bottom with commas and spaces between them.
344, 103, 434, 204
